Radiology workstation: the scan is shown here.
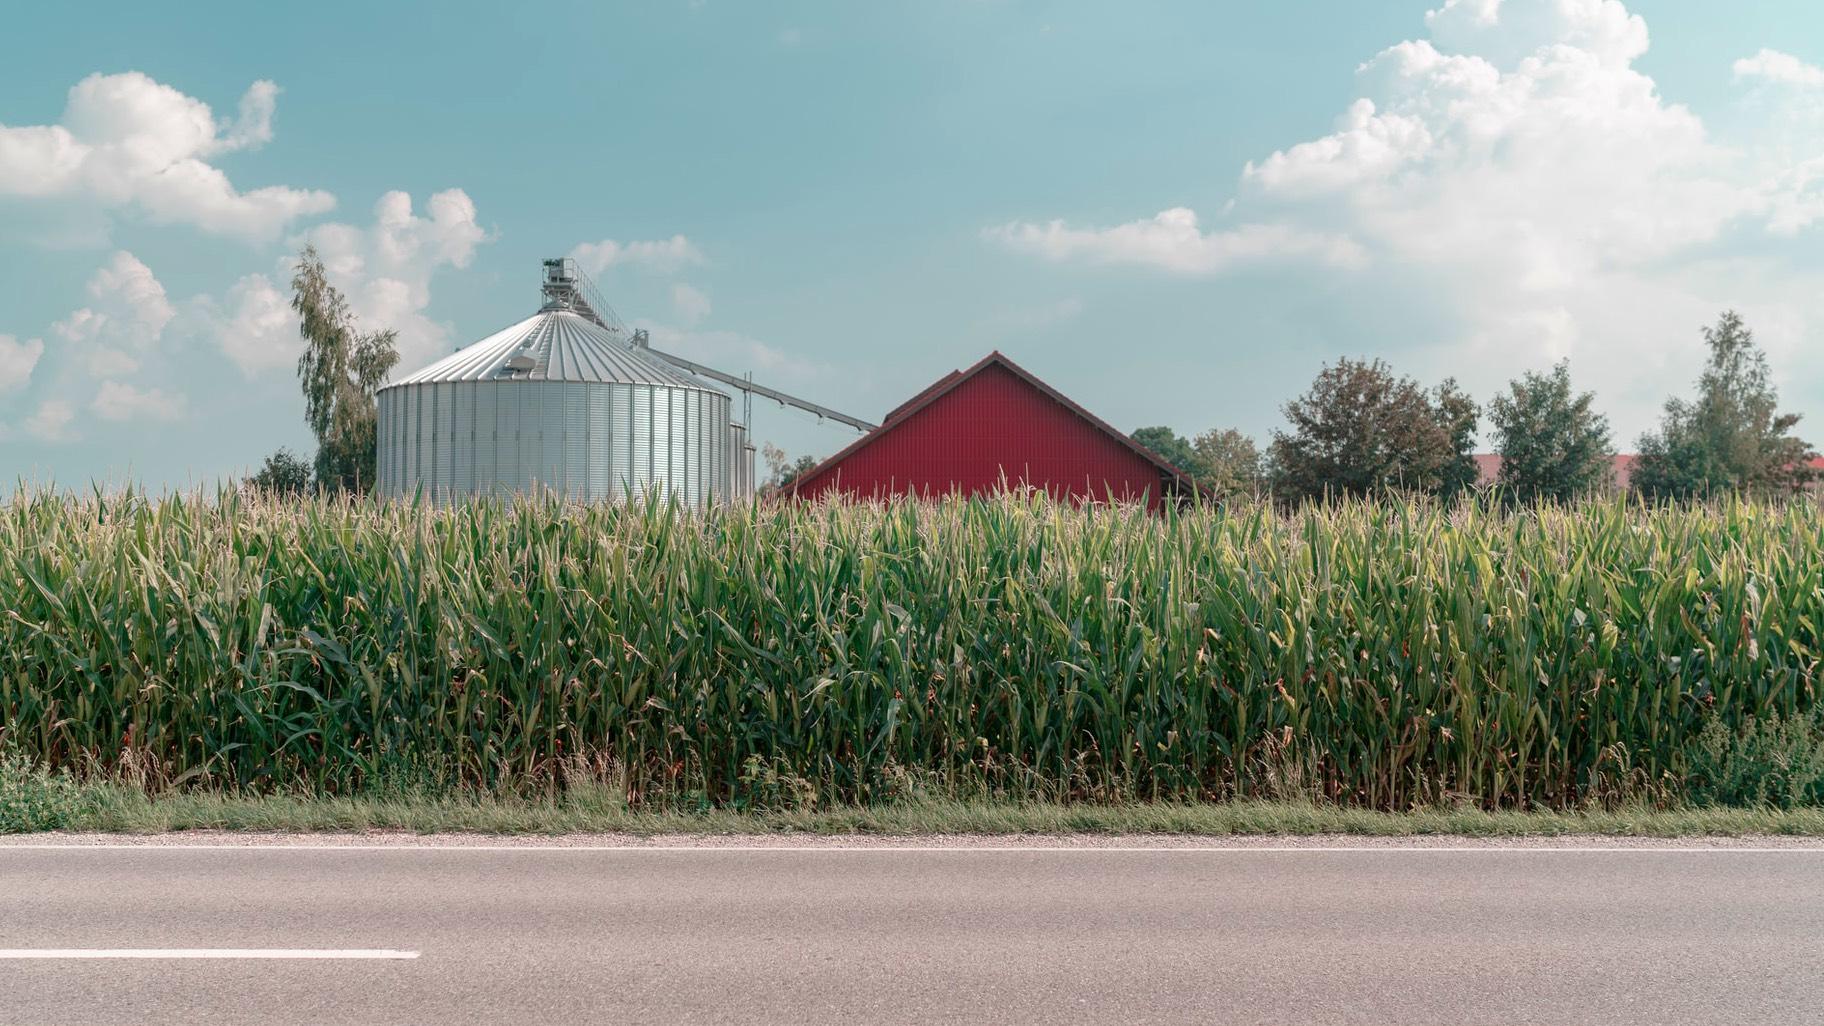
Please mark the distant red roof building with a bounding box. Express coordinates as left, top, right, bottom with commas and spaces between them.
788, 351, 1195, 509
1476, 454, 1824, 492
1473, 453, 1638, 490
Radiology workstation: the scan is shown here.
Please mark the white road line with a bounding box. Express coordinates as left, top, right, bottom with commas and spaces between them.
0, 843, 1820, 853
0, 949, 419, 960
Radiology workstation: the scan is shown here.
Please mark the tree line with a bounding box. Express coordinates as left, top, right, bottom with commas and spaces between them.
1133, 311, 1818, 504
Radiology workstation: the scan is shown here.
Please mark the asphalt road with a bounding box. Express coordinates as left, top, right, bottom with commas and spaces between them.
3, 839, 1823, 1025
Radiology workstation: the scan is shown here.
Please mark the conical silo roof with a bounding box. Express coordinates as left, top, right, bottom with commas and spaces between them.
384, 307, 726, 393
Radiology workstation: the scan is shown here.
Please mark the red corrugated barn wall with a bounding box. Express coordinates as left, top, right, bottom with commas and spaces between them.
789, 352, 1190, 510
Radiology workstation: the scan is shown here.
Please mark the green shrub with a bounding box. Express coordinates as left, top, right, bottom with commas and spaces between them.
0, 750, 96, 832
1685, 711, 1824, 809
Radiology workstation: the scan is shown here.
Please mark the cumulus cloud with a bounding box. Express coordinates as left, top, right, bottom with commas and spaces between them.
291, 189, 489, 371
992, 0, 1824, 439
636, 320, 824, 384
193, 273, 298, 377
220, 79, 279, 151
52, 250, 175, 375
24, 399, 76, 442
91, 380, 184, 422
0, 334, 45, 393
7, 251, 191, 436
1732, 49, 1824, 89
1234, 26, 1755, 279
1422, 0, 1647, 68
671, 283, 712, 327
570, 234, 705, 275
0, 72, 333, 241
988, 208, 1365, 274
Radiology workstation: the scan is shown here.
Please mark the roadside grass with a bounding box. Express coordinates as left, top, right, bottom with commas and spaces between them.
38, 783, 1824, 837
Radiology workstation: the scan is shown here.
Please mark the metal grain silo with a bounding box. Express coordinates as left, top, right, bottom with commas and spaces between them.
376, 260, 732, 506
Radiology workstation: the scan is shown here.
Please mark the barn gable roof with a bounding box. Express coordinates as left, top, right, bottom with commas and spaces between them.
881, 370, 963, 426
790, 351, 1197, 496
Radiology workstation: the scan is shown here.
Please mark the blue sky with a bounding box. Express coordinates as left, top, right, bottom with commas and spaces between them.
3, 0, 1821, 488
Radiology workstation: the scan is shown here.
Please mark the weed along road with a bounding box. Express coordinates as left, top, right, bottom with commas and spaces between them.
3, 838, 1823, 1026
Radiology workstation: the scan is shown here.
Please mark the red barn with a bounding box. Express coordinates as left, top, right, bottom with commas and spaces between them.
788, 351, 1195, 509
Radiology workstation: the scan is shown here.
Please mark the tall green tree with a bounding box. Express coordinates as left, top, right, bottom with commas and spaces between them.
244, 448, 315, 497
1130, 426, 1208, 481
1268, 358, 1478, 502
1488, 361, 1614, 501
1632, 311, 1817, 499
779, 455, 818, 490
760, 442, 821, 495
1190, 427, 1262, 498
292, 246, 398, 493
1431, 377, 1480, 499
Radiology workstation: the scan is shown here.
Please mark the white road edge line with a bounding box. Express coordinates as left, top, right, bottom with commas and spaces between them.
0, 949, 419, 960
0, 844, 1819, 853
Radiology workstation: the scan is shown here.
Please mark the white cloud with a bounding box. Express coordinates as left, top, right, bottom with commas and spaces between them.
1242, 97, 1437, 197
221, 79, 279, 151
194, 273, 298, 377
569, 235, 705, 276
989, 207, 1365, 274
992, 0, 1824, 440
25, 399, 77, 442
52, 250, 174, 375
0, 72, 333, 241
292, 189, 489, 372
90, 380, 184, 422
9, 245, 296, 441
636, 320, 823, 384
1761, 159, 1824, 237
1732, 49, 1824, 89
0, 334, 45, 393
671, 283, 712, 326
1233, 28, 1757, 278
1422, 0, 1647, 68
13, 252, 194, 435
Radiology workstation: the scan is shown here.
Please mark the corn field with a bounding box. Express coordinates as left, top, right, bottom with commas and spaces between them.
2, 488, 1820, 809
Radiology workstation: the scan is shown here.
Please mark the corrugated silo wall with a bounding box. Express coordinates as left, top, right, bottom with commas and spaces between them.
377, 381, 731, 506
726, 420, 750, 500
